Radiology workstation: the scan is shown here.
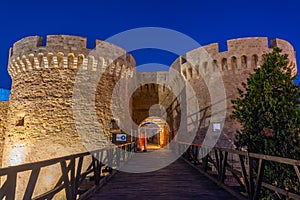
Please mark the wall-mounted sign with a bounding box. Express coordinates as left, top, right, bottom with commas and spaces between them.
116, 134, 127, 142
213, 123, 221, 132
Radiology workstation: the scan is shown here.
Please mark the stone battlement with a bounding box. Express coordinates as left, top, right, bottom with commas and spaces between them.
8, 52, 135, 78
137, 72, 168, 84
10, 35, 127, 57
190, 37, 295, 55
8, 35, 136, 78
181, 37, 297, 79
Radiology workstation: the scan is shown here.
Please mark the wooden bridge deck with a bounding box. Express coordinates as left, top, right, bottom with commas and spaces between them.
84, 150, 236, 200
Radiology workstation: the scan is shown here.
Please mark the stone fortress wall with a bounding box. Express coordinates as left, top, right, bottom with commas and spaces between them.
177, 37, 297, 147
0, 36, 297, 162
0, 101, 9, 166
0, 36, 297, 197
130, 37, 297, 148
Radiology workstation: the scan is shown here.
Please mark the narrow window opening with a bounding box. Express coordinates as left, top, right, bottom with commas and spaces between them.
16, 117, 24, 126
213, 60, 218, 72
251, 54, 258, 67
221, 58, 228, 70
241, 55, 247, 68
110, 119, 119, 130
231, 56, 237, 69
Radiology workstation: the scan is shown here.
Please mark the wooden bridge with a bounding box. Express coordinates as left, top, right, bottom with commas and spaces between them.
82, 148, 235, 200
0, 142, 299, 200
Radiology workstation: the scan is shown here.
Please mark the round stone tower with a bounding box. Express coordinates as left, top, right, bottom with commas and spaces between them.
4, 34, 135, 198
3, 35, 135, 159
5, 35, 135, 166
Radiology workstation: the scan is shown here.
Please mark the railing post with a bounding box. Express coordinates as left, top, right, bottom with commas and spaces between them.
23, 167, 40, 199
74, 156, 84, 196
215, 150, 220, 177
60, 160, 73, 200
239, 154, 251, 200
116, 147, 121, 167
6, 172, 17, 200
195, 146, 199, 164
220, 151, 228, 183
92, 156, 100, 186
253, 159, 265, 200
202, 155, 209, 172
248, 156, 255, 199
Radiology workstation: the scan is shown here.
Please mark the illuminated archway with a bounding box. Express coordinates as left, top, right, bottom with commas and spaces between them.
138, 117, 171, 151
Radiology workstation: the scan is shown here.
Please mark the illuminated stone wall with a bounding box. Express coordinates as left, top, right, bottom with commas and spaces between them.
1, 35, 297, 198
4, 35, 135, 198
178, 37, 297, 148
0, 101, 8, 166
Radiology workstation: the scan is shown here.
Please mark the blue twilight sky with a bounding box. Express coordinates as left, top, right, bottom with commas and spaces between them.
0, 0, 299, 90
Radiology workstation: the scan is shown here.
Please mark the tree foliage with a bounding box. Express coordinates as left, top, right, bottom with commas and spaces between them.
231, 47, 300, 197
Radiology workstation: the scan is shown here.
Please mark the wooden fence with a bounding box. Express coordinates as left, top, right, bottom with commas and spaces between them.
0, 142, 135, 200
177, 142, 300, 200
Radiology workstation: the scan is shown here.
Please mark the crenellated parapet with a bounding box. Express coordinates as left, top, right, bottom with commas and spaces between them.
8, 35, 136, 79
179, 37, 297, 79
137, 71, 168, 84
8, 52, 135, 79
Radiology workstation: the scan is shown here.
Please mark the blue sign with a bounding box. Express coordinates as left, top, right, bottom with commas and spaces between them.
116, 134, 127, 141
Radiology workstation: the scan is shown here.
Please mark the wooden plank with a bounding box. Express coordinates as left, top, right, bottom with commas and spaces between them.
253, 159, 265, 200
0, 143, 134, 199
87, 156, 238, 200
294, 165, 300, 181
69, 158, 76, 196
0, 143, 135, 176
33, 184, 65, 200
75, 156, 84, 196
177, 142, 300, 166
6, 172, 17, 200
0, 151, 90, 175
248, 157, 254, 199
60, 160, 73, 200
23, 167, 41, 199
220, 151, 228, 183
261, 182, 300, 199
92, 157, 100, 186
215, 150, 220, 177
229, 168, 245, 188
202, 155, 209, 172
0, 180, 8, 199
116, 147, 121, 167
239, 155, 250, 198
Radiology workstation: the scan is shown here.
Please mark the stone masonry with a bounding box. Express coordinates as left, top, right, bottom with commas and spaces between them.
0, 35, 297, 198
178, 37, 297, 148
4, 35, 135, 198
0, 101, 8, 166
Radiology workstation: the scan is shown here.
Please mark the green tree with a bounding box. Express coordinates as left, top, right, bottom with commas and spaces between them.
231, 47, 300, 197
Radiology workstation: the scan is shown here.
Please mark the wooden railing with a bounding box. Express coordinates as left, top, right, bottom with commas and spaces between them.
176, 142, 300, 200
0, 142, 135, 200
